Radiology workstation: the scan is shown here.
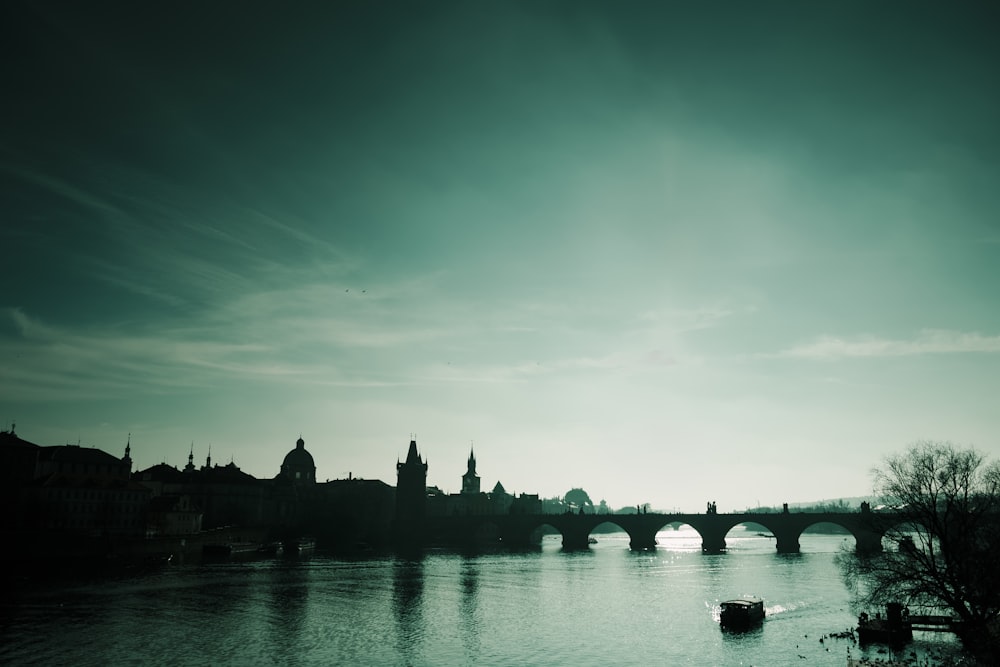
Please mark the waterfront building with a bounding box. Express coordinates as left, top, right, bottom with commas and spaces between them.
133, 435, 397, 549
307, 475, 395, 549
490, 480, 513, 513
4, 425, 545, 557
509, 492, 542, 514
0, 428, 149, 539
271, 435, 394, 548
139, 449, 282, 529
425, 449, 539, 517
146, 494, 203, 536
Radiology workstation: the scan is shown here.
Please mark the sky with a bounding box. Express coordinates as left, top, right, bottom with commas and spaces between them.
2, 1, 999, 512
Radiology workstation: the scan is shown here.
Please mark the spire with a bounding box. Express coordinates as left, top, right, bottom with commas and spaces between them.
206, 444, 212, 468
405, 439, 422, 464
123, 433, 133, 477
398, 438, 427, 474
462, 442, 480, 494
185, 442, 195, 473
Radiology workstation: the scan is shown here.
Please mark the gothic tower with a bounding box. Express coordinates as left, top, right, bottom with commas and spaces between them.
394, 438, 427, 547
122, 433, 133, 478
461, 446, 480, 495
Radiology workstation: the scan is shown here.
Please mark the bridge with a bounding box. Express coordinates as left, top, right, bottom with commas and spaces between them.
424, 509, 893, 554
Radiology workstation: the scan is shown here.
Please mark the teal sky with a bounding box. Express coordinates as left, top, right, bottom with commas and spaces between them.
3, 1, 998, 511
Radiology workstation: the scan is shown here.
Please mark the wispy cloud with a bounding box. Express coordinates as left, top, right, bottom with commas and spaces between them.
0, 307, 319, 401
0, 162, 124, 218
4, 160, 361, 316
777, 329, 1000, 360
0, 267, 470, 401
637, 305, 749, 333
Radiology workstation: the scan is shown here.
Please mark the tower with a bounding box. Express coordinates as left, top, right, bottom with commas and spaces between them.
461, 445, 480, 495
122, 433, 133, 477
394, 438, 427, 547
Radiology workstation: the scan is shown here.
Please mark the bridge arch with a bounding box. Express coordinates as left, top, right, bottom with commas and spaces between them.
796, 520, 857, 553
648, 520, 705, 552
876, 518, 928, 552
526, 522, 563, 549
720, 519, 783, 552
588, 520, 629, 547
494, 518, 563, 549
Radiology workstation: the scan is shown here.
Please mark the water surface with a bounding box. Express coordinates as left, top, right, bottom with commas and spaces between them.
2, 529, 966, 665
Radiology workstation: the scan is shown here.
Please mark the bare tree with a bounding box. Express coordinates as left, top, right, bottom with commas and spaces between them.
839, 441, 1000, 657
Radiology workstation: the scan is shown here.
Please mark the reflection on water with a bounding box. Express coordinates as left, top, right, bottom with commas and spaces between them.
266, 562, 310, 663
0, 531, 967, 666
393, 556, 425, 664
459, 556, 481, 662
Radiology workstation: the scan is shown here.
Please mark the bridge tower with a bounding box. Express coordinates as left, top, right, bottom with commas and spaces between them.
395, 439, 428, 548
461, 446, 480, 495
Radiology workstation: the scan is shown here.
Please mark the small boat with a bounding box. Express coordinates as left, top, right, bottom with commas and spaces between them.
588, 537, 598, 544
720, 597, 765, 630
857, 602, 912, 645
202, 542, 260, 558
283, 537, 316, 557
257, 542, 284, 557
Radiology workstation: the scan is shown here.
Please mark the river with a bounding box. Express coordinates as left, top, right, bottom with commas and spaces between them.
1, 528, 969, 665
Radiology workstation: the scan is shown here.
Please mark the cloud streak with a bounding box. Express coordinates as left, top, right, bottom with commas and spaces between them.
0, 307, 315, 402
777, 330, 1000, 360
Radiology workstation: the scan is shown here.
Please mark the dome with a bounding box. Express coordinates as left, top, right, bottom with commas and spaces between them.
279, 436, 316, 483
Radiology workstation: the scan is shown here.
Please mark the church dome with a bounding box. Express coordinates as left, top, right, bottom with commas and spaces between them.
280, 436, 316, 483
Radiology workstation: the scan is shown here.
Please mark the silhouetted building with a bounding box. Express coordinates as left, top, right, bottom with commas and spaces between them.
0, 426, 46, 525
425, 450, 537, 518
509, 492, 542, 514
35, 441, 133, 482
138, 452, 277, 529
307, 477, 395, 550
394, 439, 427, 546
490, 480, 513, 513
134, 436, 398, 549
461, 446, 480, 494
136, 462, 188, 495
1, 428, 148, 537
278, 436, 316, 484
146, 494, 202, 536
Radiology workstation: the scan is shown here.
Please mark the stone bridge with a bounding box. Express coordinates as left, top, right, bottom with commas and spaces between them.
425, 510, 895, 554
